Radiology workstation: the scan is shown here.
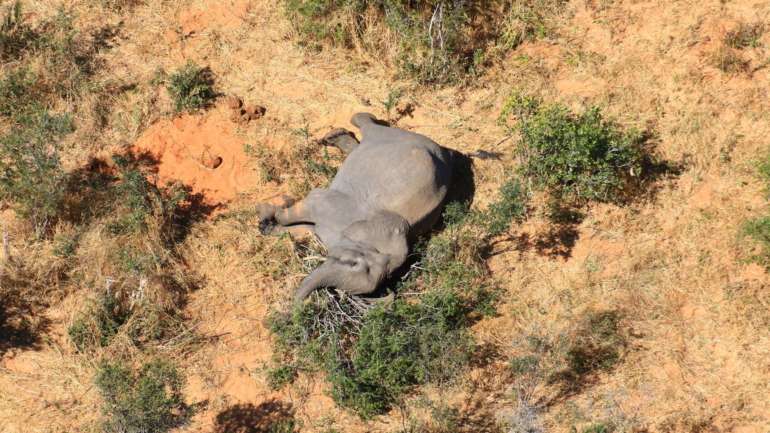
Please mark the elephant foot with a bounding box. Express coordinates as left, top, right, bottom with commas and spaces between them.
256, 203, 278, 235
258, 217, 277, 235
318, 128, 359, 154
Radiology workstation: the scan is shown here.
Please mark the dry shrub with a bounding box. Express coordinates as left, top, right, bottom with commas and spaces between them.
283, 0, 568, 84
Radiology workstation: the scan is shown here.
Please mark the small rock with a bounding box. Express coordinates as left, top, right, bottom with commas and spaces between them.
225, 95, 243, 109
244, 104, 266, 120
202, 155, 223, 169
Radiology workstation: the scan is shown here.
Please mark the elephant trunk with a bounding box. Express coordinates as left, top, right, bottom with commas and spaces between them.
294, 261, 339, 303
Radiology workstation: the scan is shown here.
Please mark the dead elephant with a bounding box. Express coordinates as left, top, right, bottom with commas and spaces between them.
258, 112, 454, 301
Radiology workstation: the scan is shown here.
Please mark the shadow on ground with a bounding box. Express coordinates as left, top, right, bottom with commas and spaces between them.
214, 400, 296, 433
0, 275, 51, 356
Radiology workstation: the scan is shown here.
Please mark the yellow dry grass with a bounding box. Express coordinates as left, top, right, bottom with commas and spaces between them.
1, 0, 770, 432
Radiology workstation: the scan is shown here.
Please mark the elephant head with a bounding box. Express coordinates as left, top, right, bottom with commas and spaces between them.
294, 212, 409, 302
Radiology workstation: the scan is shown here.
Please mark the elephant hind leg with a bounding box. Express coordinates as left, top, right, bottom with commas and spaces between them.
319, 128, 359, 154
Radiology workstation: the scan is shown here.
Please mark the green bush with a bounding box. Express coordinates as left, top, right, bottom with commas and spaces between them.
166, 62, 216, 113
511, 100, 645, 204
96, 359, 189, 433
0, 108, 74, 235
485, 178, 528, 236
68, 292, 129, 351
107, 154, 190, 239
327, 291, 476, 418
267, 364, 298, 390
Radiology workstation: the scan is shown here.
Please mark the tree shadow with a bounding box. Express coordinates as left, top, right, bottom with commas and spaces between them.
214, 400, 297, 433
542, 310, 627, 406
512, 203, 583, 259
0, 273, 52, 356
62, 150, 218, 243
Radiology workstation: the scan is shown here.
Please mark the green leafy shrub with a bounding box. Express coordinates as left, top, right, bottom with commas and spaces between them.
0, 108, 74, 235
107, 154, 190, 240
327, 291, 476, 418
68, 292, 129, 351
267, 364, 298, 390
511, 100, 645, 204
166, 62, 216, 113
96, 359, 189, 433
485, 178, 528, 236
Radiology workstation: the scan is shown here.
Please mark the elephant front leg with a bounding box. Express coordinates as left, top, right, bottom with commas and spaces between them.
256, 195, 297, 234
258, 198, 318, 235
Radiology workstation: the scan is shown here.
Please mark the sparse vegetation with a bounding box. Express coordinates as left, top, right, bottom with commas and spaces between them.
68, 289, 189, 352
498, 0, 567, 50
246, 130, 343, 195
725, 22, 765, 49
712, 45, 751, 73
0, 0, 37, 61
68, 291, 129, 351
581, 423, 615, 433
563, 311, 625, 377
166, 62, 216, 113
95, 359, 189, 433
283, 0, 566, 84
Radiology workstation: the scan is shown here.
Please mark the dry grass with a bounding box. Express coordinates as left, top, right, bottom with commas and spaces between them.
1, 0, 770, 432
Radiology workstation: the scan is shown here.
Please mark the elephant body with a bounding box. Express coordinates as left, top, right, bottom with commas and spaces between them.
261, 112, 453, 301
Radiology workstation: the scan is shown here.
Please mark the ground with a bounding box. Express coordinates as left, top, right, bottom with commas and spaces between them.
1, 0, 769, 432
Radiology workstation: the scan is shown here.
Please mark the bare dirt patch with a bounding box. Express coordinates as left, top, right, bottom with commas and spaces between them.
132, 106, 261, 206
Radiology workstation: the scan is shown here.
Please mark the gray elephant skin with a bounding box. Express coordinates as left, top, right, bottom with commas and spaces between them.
260, 112, 454, 302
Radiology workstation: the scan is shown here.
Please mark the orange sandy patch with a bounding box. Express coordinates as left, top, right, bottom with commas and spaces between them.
179, 0, 252, 36
133, 108, 261, 205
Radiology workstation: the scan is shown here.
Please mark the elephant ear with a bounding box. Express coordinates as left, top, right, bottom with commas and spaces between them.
342, 214, 409, 272
294, 246, 389, 302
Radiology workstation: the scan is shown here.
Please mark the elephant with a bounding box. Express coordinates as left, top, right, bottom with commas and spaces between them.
258, 112, 454, 302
